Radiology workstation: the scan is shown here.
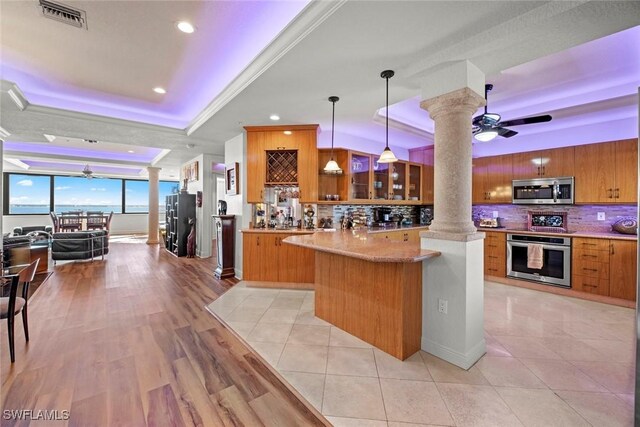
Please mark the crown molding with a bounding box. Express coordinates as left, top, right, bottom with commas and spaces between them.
7, 84, 28, 111
0, 126, 10, 141
150, 149, 171, 166
185, 0, 347, 136
372, 111, 434, 143
4, 158, 30, 170
3, 151, 150, 168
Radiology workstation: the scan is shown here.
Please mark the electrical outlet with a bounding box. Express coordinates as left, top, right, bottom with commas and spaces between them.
492, 211, 499, 218
438, 298, 448, 314
597, 212, 606, 221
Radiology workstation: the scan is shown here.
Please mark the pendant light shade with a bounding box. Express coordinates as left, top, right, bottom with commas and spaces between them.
324, 96, 343, 174
378, 69, 398, 163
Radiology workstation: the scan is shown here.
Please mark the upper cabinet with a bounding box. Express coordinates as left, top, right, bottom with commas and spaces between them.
245, 125, 319, 203
317, 149, 423, 204
473, 154, 513, 204
408, 146, 434, 204
575, 139, 637, 204
512, 146, 575, 180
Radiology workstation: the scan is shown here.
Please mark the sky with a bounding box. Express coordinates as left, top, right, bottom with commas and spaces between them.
9, 173, 179, 208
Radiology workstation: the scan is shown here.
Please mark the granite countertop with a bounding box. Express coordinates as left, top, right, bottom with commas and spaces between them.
241, 228, 316, 234
476, 227, 637, 241
283, 230, 441, 263
366, 225, 430, 234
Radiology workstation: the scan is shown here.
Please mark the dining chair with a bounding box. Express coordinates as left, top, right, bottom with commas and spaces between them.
1, 259, 39, 363
49, 211, 60, 233
60, 212, 82, 232
86, 211, 105, 230
105, 211, 114, 232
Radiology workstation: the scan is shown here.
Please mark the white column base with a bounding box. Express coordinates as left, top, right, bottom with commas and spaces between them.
421, 233, 486, 370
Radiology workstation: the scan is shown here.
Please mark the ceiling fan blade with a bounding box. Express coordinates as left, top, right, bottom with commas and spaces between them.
500, 115, 552, 127
497, 127, 518, 138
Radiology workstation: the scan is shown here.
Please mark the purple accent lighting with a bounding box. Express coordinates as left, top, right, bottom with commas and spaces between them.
4, 142, 163, 163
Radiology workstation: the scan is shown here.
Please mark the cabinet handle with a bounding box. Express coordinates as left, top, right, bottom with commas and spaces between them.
581, 243, 597, 246
610, 243, 614, 255
257, 236, 260, 246
260, 190, 263, 200
582, 268, 598, 272
369, 191, 372, 199
583, 283, 598, 288
582, 254, 598, 258
542, 166, 546, 175
615, 188, 620, 199
607, 188, 613, 198
537, 166, 541, 176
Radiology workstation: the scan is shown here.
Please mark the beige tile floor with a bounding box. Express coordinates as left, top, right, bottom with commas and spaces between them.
206, 281, 636, 426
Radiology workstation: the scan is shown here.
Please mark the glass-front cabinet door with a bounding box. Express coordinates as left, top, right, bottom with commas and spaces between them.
390, 162, 407, 201
408, 163, 422, 201
350, 152, 372, 200
372, 156, 390, 200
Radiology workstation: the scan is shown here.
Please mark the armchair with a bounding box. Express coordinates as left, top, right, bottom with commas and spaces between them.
51, 230, 109, 263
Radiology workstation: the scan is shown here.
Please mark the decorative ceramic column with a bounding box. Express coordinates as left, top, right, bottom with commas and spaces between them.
420, 87, 484, 236
418, 65, 487, 369
147, 166, 161, 244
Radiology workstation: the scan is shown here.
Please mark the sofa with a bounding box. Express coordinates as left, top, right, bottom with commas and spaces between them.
51, 230, 109, 262
12, 225, 53, 236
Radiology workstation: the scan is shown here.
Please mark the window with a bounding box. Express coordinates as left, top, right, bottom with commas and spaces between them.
159, 181, 179, 207
54, 176, 123, 214
4, 173, 179, 215
6, 174, 51, 214
124, 180, 149, 213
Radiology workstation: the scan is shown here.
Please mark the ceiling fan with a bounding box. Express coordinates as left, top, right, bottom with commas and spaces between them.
81, 164, 96, 179
472, 84, 552, 142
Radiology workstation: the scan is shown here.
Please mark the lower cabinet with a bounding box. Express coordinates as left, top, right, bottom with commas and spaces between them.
243, 233, 315, 283
484, 231, 506, 277
572, 238, 637, 301
371, 228, 422, 243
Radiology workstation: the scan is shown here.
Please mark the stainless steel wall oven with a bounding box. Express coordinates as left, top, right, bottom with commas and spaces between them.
507, 233, 571, 288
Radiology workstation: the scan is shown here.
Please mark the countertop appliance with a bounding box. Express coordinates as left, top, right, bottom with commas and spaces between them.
419, 207, 433, 226
478, 218, 502, 228
512, 177, 574, 204
373, 207, 393, 223
507, 233, 571, 288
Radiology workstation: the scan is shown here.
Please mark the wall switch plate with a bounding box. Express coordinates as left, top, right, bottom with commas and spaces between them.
438, 298, 448, 314
597, 212, 606, 221
492, 211, 499, 218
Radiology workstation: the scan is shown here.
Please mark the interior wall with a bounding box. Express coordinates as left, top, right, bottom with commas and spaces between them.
316, 130, 410, 160
224, 133, 249, 279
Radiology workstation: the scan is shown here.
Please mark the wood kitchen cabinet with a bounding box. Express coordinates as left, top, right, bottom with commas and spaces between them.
371, 228, 423, 243
409, 147, 434, 204
473, 155, 513, 204
242, 232, 315, 284
484, 231, 506, 277
245, 125, 319, 203
572, 237, 637, 300
575, 139, 637, 204
511, 147, 575, 179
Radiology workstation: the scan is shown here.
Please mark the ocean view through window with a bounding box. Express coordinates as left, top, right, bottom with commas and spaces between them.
4, 172, 179, 215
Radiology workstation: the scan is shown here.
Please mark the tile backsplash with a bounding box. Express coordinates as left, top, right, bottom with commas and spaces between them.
473, 204, 638, 233
317, 204, 420, 226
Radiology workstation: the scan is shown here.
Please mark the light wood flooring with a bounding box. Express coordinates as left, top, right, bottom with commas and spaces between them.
1, 241, 328, 426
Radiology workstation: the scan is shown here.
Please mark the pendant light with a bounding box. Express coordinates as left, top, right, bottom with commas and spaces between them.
323, 96, 343, 174
378, 69, 398, 163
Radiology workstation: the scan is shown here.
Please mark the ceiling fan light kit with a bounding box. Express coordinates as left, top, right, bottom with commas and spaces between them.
378, 69, 398, 163
324, 96, 343, 174
472, 83, 552, 142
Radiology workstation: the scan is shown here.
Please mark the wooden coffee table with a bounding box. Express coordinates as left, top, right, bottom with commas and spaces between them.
30, 244, 49, 273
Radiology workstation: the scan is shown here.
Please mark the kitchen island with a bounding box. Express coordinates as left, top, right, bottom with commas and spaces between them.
284, 230, 440, 360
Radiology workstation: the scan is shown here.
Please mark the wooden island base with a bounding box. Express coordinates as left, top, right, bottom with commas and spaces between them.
314, 252, 422, 360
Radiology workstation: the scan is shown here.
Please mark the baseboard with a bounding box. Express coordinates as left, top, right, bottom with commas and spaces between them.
421, 336, 486, 370
234, 268, 243, 280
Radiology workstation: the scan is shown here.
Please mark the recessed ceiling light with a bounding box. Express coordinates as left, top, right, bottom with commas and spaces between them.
176, 21, 196, 34
127, 150, 135, 153
283, 130, 292, 135
269, 114, 280, 121
153, 87, 166, 94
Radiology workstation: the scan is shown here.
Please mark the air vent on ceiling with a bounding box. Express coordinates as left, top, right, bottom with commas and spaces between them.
39, 0, 87, 29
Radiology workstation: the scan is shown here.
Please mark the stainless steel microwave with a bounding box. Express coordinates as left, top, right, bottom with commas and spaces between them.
512, 177, 574, 204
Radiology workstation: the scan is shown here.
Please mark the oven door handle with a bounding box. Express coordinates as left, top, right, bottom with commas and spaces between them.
508, 241, 569, 251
